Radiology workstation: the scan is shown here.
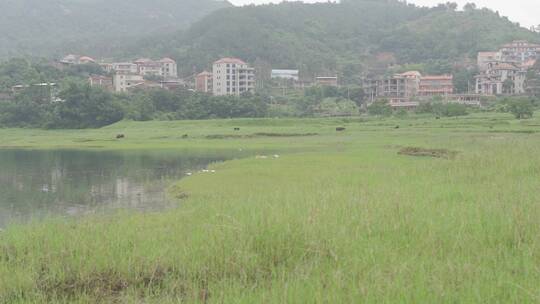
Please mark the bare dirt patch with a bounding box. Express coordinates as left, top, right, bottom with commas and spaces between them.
398, 147, 458, 159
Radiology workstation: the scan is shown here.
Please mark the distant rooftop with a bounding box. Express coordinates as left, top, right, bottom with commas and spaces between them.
214, 58, 247, 65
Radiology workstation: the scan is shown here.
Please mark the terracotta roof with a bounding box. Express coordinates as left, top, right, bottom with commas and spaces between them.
478, 51, 498, 55
134, 58, 152, 63
399, 71, 422, 78
79, 56, 95, 62
197, 71, 212, 76
214, 57, 246, 65
501, 41, 540, 48
421, 75, 453, 80
522, 59, 537, 68
159, 57, 176, 63
492, 63, 518, 70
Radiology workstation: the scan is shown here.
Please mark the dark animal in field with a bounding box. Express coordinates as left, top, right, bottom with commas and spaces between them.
182, 134, 189, 139
436, 116, 441, 120
395, 125, 400, 129
116, 134, 125, 139
234, 128, 240, 131
336, 127, 346, 132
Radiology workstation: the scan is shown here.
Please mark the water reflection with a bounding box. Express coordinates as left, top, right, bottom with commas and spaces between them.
0, 149, 229, 227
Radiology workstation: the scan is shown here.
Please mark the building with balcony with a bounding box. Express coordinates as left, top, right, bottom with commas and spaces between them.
475, 61, 526, 95
88, 75, 113, 91
477, 52, 502, 72
363, 71, 421, 105
418, 75, 454, 97
499, 40, 540, 64
112, 74, 145, 93
212, 58, 255, 96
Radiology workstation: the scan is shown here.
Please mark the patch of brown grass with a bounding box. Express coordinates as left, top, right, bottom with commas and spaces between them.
398, 147, 458, 159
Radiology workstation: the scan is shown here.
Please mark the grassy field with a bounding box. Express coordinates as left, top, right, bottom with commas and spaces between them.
1, 113, 540, 303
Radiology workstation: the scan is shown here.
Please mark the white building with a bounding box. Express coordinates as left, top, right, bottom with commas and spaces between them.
60, 54, 96, 65
212, 58, 255, 96
271, 69, 299, 81
500, 40, 540, 64
159, 58, 178, 79
475, 61, 526, 95
111, 63, 138, 75
112, 74, 144, 93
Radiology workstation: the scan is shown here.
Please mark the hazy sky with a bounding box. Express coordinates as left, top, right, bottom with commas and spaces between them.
228, 0, 540, 28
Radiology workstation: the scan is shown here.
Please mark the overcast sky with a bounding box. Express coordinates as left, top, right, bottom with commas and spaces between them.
228, 0, 540, 28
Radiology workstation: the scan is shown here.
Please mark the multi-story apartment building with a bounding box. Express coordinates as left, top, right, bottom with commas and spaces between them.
499, 40, 540, 64
135, 58, 163, 77
474, 40, 539, 96
195, 71, 213, 93
212, 58, 255, 96
475, 61, 526, 95
363, 71, 421, 104
418, 75, 454, 97
477, 52, 502, 72
88, 75, 113, 91
101, 58, 178, 79
364, 71, 457, 107
159, 58, 178, 79
109, 63, 138, 75
112, 74, 145, 93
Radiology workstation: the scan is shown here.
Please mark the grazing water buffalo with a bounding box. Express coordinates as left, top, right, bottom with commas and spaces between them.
116, 134, 125, 139
336, 127, 346, 132
234, 128, 240, 131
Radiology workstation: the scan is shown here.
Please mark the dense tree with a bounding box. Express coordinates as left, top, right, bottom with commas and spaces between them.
0, 0, 230, 58
367, 101, 392, 116
127, 0, 539, 80
507, 99, 534, 119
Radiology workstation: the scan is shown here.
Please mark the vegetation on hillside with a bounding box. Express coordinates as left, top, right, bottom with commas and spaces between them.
0, 0, 231, 58
129, 0, 539, 81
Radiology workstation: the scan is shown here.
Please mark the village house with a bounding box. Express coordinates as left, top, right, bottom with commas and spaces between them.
195, 71, 213, 93
477, 52, 502, 72
418, 75, 454, 97
315, 76, 338, 87
475, 61, 526, 95
475, 40, 539, 96
363, 71, 421, 106
60, 54, 96, 65
103, 58, 178, 79
499, 40, 540, 64
112, 74, 145, 93
88, 75, 113, 91
363, 71, 457, 108
212, 58, 255, 96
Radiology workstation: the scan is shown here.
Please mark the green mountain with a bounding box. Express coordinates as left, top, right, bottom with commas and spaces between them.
131, 0, 540, 80
0, 0, 231, 58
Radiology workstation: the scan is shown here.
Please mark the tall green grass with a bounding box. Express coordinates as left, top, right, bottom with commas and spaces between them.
1, 113, 540, 302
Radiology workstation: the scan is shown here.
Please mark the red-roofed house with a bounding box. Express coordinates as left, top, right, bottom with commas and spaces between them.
196, 71, 213, 93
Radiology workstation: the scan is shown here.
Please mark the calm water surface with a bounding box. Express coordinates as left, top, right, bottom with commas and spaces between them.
0, 149, 231, 227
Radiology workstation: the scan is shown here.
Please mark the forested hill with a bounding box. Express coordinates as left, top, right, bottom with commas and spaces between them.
0, 0, 231, 58
130, 0, 540, 79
